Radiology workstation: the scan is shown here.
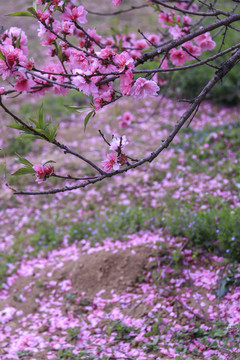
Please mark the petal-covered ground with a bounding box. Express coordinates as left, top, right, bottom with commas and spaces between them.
0, 230, 240, 359
1, 93, 240, 360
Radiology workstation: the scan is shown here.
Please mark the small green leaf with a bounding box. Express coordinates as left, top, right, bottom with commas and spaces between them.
8, 124, 25, 130
64, 105, 92, 113
29, 118, 39, 126
49, 123, 59, 141
38, 104, 44, 128
0, 49, 6, 61
15, 33, 22, 49
57, 45, 63, 61
42, 160, 56, 166
84, 111, 94, 132
6, 11, 35, 17
118, 38, 123, 52
15, 153, 33, 167
215, 277, 231, 298
12, 167, 35, 176
19, 133, 43, 140
27, 7, 37, 17
77, 108, 93, 114
43, 2, 52, 11
35, 128, 49, 137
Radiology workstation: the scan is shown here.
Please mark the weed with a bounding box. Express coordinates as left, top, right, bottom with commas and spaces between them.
108, 321, 138, 341
143, 336, 159, 353
66, 327, 80, 342
56, 348, 96, 360
17, 350, 33, 358
167, 206, 240, 262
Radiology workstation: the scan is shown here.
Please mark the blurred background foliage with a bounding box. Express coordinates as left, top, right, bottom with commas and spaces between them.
171, 0, 240, 105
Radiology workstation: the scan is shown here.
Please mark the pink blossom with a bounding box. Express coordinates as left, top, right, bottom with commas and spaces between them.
99, 47, 116, 59
102, 152, 120, 172
159, 77, 167, 85
68, 49, 88, 71
14, 75, 35, 92
168, 25, 184, 40
114, 51, 134, 71
72, 75, 98, 96
16, 333, 44, 351
135, 39, 147, 49
42, 62, 67, 95
3, 27, 28, 55
36, 9, 50, 21
120, 69, 133, 96
32, 164, 47, 179
158, 12, 174, 27
130, 77, 160, 99
194, 32, 216, 51
61, 21, 75, 36
44, 164, 54, 175
183, 15, 192, 26
182, 41, 202, 60
98, 62, 117, 74
118, 153, 128, 165
117, 111, 134, 128
94, 89, 113, 110
62, 5, 88, 24
59, 279, 72, 291
161, 58, 169, 70
0, 87, 5, 94
41, 32, 57, 46
33, 164, 54, 184
5, 27, 28, 46
87, 29, 102, 43
93, 96, 103, 111
38, 23, 47, 39
112, 0, 121, 6
170, 48, 186, 66
18, 55, 34, 70
1, 45, 21, 69
148, 34, 161, 45
0, 306, 16, 324
0, 59, 10, 79
110, 135, 128, 151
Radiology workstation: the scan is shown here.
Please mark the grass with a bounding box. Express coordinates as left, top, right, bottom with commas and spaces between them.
2, 108, 240, 287
170, 0, 240, 105
172, 121, 240, 177
175, 321, 240, 360
19, 91, 87, 120
1, 195, 239, 289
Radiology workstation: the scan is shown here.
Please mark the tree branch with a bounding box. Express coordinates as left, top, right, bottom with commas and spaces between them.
136, 13, 240, 66
13, 49, 240, 195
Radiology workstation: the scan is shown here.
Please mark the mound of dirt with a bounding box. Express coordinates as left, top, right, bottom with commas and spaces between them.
53, 244, 153, 298
0, 244, 153, 318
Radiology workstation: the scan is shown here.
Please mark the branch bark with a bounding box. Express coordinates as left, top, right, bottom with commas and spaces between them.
12, 49, 240, 195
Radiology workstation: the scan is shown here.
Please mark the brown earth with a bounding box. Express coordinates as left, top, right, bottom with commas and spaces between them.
0, 244, 153, 317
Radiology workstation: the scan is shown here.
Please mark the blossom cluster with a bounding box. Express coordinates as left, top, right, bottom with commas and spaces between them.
117, 111, 134, 128
158, 9, 216, 67
0, 0, 161, 110
33, 164, 54, 183
102, 135, 128, 172
0, 0, 219, 187
0, 0, 217, 114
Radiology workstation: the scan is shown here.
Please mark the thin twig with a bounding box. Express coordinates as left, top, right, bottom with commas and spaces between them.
12, 49, 240, 195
